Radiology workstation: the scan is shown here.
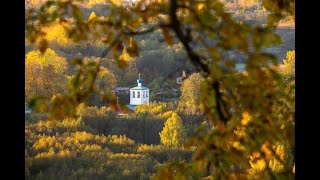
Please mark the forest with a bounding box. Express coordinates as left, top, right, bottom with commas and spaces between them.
25, 0, 295, 179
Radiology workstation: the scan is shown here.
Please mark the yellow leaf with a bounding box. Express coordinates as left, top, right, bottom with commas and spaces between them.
197, 3, 205, 11
117, 56, 129, 69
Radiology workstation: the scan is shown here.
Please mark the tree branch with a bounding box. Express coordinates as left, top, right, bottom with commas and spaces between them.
170, 0, 230, 123
123, 24, 170, 35
101, 34, 121, 58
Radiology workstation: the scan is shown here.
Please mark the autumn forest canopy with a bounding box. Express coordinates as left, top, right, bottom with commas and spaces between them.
25, 0, 295, 179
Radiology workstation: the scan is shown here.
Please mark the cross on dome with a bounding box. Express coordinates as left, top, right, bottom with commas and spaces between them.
137, 73, 143, 86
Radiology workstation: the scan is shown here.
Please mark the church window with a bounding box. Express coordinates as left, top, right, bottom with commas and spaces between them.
143, 91, 145, 98
146, 91, 148, 97
133, 91, 135, 98
138, 91, 140, 98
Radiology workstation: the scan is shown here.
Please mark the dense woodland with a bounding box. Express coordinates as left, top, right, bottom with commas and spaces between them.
25, 0, 295, 179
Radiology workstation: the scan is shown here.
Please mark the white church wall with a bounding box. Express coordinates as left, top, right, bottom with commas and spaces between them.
129, 74, 150, 106
130, 89, 149, 105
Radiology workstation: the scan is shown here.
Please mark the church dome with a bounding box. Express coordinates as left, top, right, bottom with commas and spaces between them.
137, 79, 142, 83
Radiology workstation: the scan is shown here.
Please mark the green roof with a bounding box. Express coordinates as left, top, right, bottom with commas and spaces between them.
130, 86, 149, 90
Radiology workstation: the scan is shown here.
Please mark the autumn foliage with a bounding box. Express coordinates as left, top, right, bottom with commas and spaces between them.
25, 0, 295, 179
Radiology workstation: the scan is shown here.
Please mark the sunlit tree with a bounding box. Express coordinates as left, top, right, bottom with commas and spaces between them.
281, 50, 295, 82
96, 66, 117, 94
43, 22, 71, 48
25, 48, 68, 101
89, 66, 117, 105
160, 113, 187, 147
178, 73, 205, 115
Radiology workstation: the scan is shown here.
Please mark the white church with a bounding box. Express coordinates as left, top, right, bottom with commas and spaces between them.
130, 73, 149, 105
